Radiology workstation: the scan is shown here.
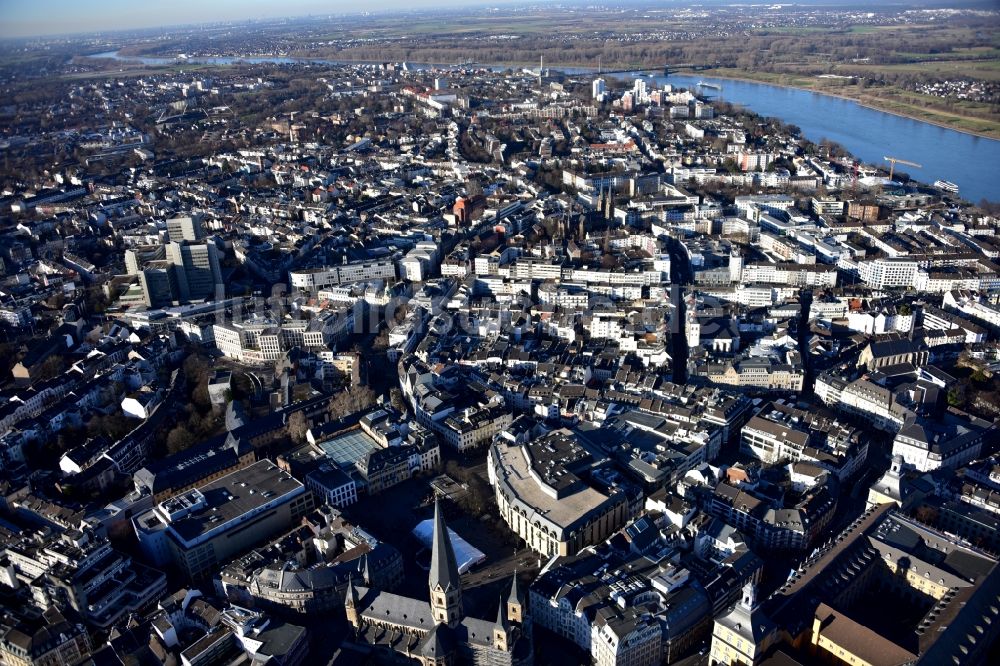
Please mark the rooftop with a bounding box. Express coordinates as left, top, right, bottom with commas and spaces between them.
150, 460, 304, 546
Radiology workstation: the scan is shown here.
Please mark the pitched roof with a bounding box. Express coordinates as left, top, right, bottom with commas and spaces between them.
429, 500, 461, 593
814, 603, 916, 666
509, 573, 523, 605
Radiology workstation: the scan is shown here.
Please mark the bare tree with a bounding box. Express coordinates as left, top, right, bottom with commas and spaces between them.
287, 411, 309, 444
327, 385, 377, 419
389, 387, 409, 415
166, 426, 197, 455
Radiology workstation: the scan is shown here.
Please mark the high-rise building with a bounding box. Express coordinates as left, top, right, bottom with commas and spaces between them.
166, 241, 223, 302
138, 261, 178, 308
125, 249, 141, 275
592, 78, 606, 100
166, 214, 206, 242
633, 78, 647, 102
621, 92, 635, 113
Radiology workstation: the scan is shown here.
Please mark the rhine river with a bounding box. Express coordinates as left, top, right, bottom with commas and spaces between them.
92, 52, 1000, 203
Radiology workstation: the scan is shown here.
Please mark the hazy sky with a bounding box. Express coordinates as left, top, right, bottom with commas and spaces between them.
0, 0, 510, 38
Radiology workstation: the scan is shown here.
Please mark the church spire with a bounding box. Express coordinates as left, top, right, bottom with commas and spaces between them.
346, 576, 359, 606
429, 499, 463, 627
493, 594, 511, 651
429, 500, 460, 593
345, 576, 360, 627
495, 596, 510, 631
509, 571, 522, 606
361, 552, 372, 585
506, 570, 525, 624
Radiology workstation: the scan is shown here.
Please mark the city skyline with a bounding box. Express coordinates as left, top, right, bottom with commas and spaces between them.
1, 0, 963, 39
0, 0, 525, 38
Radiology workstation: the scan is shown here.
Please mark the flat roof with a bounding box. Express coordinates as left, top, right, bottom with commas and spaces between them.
492, 438, 617, 539
164, 460, 304, 546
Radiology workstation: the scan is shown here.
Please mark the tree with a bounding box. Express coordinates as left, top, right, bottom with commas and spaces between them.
36, 355, 66, 382
88, 413, 134, 441
183, 352, 211, 385
389, 387, 409, 415
373, 327, 391, 351
287, 411, 309, 444
166, 426, 197, 455
327, 385, 377, 419
183, 352, 213, 409
913, 505, 939, 525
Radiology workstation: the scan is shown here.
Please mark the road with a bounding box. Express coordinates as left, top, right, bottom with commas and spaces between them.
796, 288, 815, 397
667, 236, 693, 384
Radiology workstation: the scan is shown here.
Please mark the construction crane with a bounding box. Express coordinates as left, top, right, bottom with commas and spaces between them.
883, 155, 922, 181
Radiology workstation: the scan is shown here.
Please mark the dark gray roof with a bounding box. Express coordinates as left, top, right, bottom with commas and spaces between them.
429, 500, 461, 593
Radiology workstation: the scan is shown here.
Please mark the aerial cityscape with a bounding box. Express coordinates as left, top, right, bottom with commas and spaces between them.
0, 1, 999, 665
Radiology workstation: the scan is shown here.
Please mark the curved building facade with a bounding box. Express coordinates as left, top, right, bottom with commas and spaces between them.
489, 429, 638, 557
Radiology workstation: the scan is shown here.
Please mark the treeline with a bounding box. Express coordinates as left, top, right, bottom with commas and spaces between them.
289, 18, 996, 84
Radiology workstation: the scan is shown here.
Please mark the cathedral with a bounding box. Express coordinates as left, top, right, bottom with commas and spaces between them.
344, 501, 533, 665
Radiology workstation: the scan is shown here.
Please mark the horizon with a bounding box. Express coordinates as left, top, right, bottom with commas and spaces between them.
0, 0, 982, 40
0, 0, 525, 40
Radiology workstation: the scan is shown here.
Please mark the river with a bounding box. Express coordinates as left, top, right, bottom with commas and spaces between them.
90, 51, 1000, 202
650, 72, 1000, 203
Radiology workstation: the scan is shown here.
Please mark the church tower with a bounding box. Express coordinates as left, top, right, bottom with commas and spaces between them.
710, 581, 777, 666
493, 596, 510, 652
344, 577, 360, 627
429, 500, 463, 628
361, 552, 372, 585
507, 573, 524, 624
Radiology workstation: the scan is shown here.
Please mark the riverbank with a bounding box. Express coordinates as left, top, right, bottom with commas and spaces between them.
332, 52, 1000, 140
82, 50, 1000, 144
671, 68, 1000, 142
285, 50, 1000, 140
76, 50, 1000, 200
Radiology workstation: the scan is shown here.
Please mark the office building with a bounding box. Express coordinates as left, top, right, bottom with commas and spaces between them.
133, 460, 314, 580
166, 214, 206, 242
166, 241, 223, 302
137, 261, 178, 308
489, 429, 638, 557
